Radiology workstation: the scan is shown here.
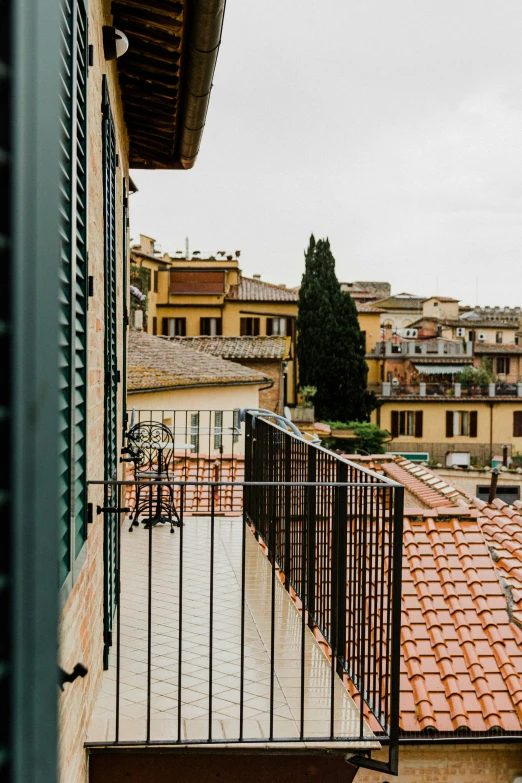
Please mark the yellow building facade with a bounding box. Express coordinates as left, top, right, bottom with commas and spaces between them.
131, 236, 300, 404
373, 396, 522, 463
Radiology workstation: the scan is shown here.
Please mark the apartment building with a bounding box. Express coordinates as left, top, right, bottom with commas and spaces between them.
130, 236, 301, 405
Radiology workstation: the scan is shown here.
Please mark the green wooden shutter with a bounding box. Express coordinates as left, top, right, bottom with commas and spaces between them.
58, 0, 88, 586
122, 178, 129, 437
58, 0, 73, 585
102, 77, 119, 665
72, 0, 88, 558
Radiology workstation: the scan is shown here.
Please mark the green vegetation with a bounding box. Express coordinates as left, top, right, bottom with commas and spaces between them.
456, 357, 496, 387
296, 235, 375, 421
322, 420, 390, 455
299, 385, 317, 408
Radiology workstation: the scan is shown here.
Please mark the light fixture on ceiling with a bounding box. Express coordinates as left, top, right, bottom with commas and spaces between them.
103, 26, 129, 60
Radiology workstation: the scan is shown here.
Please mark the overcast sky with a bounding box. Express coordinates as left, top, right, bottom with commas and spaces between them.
130, 1, 522, 307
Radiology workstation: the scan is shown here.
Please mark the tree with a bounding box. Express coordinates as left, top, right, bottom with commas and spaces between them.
296, 236, 375, 421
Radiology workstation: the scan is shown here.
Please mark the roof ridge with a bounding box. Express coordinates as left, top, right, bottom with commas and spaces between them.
451, 518, 522, 722
425, 519, 503, 730
403, 519, 471, 730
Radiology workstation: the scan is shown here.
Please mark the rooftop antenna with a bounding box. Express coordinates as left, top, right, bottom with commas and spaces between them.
185, 236, 189, 259
475, 277, 478, 307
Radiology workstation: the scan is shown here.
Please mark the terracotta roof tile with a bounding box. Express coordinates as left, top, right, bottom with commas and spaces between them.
128, 331, 268, 391
226, 275, 299, 302
169, 335, 290, 360
397, 510, 522, 735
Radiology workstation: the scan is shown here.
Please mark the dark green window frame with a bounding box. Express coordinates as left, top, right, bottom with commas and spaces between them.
58, 0, 89, 593
102, 76, 119, 667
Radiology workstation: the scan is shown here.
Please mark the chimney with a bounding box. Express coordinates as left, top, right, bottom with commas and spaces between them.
253, 274, 261, 280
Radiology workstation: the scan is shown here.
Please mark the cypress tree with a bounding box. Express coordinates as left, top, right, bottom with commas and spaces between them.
296, 236, 375, 421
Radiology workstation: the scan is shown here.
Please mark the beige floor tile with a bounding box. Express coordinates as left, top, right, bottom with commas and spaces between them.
89, 516, 375, 750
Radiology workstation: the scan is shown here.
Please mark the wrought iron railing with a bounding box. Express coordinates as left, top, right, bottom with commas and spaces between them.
88, 412, 403, 776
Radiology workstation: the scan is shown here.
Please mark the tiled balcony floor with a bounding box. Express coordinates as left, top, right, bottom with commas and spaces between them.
88, 516, 377, 749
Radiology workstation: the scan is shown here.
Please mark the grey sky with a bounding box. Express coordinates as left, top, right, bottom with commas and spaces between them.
130, 1, 522, 307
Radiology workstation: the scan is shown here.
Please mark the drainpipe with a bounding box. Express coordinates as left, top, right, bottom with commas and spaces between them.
178, 0, 227, 168
489, 401, 494, 466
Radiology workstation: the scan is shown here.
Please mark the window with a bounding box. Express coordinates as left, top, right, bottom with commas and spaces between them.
391, 410, 423, 438
266, 317, 286, 336
496, 331, 503, 344
102, 76, 119, 660
214, 410, 223, 450
58, 0, 89, 587
468, 330, 476, 342
163, 317, 186, 337
446, 410, 477, 437
514, 411, 522, 437
200, 317, 222, 336
152, 317, 157, 335
190, 413, 200, 452
153, 271, 158, 293
497, 356, 510, 374
233, 409, 240, 443
240, 317, 260, 336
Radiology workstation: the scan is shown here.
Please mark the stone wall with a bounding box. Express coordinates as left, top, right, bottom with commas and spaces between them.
354, 744, 522, 783
57, 0, 128, 779
236, 359, 283, 414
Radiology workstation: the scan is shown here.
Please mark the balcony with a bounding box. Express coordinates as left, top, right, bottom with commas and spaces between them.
87, 412, 403, 776
371, 381, 522, 398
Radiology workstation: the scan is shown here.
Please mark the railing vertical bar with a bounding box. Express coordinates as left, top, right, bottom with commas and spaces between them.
300, 465, 307, 740
177, 484, 184, 743
208, 491, 215, 741
330, 482, 337, 741
359, 480, 368, 740
269, 440, 276, 741
239, 505, 246, 741
389, 485, 404, 774
146, 489, 153, 743
115, 484, 122, 743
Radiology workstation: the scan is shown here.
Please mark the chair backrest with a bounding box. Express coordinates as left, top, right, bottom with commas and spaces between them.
127, 421, 174, 476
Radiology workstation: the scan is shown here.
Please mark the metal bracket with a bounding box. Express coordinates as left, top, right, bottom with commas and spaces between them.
58, 663, 88, 691
96, 505, 130, 515
345, 753, 396, 776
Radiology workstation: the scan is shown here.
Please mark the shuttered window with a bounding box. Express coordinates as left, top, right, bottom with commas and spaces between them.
446, 410, 477, 437
390, 410, 421, 437
240, 317, 260, 336
58, 0, 88, 587
102, 77, 119, 665
214, 411, 223, 450
514, 412, 522, 438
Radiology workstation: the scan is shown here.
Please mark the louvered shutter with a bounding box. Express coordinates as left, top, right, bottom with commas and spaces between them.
414, 411, 423, 438
58, 0, 88, 585
214, 411, 223, 450
162, 318, 169, 336
121, 178, 129, 435
266, 318, 273, 336
102, 77, 119, 665
253, 318, 260, 336
469, 411, 477, 438
391, 411, 399, 438
446, 411, 453, 438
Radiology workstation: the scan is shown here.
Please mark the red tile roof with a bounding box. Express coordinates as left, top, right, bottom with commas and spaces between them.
381, 461, 460, 508
400, 514, 522, 734
226, 275, 299, 303
169, 335, 290, 360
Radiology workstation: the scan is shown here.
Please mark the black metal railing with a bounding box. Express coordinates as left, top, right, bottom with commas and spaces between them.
88, 413, 403, 776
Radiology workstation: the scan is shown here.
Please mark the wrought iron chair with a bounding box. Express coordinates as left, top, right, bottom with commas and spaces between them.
124, 421, 180, 533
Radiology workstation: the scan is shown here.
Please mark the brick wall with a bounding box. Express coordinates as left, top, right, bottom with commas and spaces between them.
57, 0, 128, 779
354, 744, 522, 783
236, 359, 283, 414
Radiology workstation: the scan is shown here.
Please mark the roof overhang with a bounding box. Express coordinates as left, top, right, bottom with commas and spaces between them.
112, 0, 226, 169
